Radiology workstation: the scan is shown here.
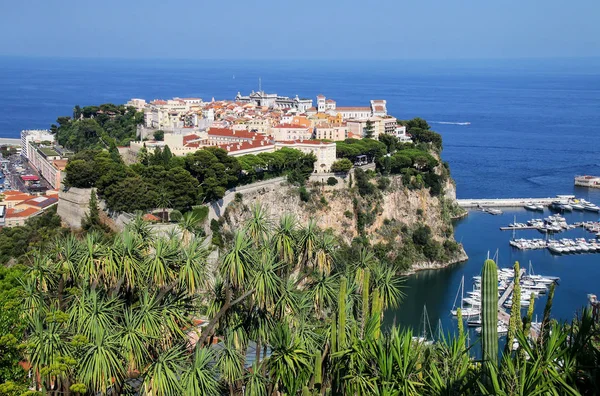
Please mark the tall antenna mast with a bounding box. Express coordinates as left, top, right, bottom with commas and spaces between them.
259, 77, 262, 93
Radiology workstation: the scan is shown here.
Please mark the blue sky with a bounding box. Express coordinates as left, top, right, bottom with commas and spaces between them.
1, 0, 598, 59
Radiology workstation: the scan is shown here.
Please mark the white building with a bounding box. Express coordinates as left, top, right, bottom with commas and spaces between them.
314, 95, 388, 119
275, 140, 337, 173
235, 91, 313, 112
125, 98, 147, 111
271, 124, 312, 141
21, 130, 55, 161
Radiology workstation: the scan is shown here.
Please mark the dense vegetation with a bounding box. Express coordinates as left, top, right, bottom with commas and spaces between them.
52, 104, 144, 152
64, 146, 315, 215
334, 118, 447, 197
0, 208, 65, 264
1, 210, 598, 395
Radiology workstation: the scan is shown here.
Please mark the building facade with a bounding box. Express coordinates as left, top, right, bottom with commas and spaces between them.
271, 124, 312, 141
274, 140, 337, 173
314, 124, 347, 141
235, 91, 313, 112
21, 130, 55, 161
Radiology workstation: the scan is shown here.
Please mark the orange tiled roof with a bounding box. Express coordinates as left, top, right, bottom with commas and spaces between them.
219, 139, 274, 153
53, 159, 68, 170
208, 128, 256, 139
3, 193, 35, 202
183, 134, 201, 144
273, 123, 309, 129
277, 139, 333, 146
6, 207, 41, 218
143, 213, 160, 222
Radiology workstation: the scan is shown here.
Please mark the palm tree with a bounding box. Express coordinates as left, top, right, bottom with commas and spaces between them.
120, 308, 151, 378
220, 231, 255, 290
371, 264, 405, 309
143, 344, 186, 396
26, 312, 71, 393
245, 204, 271, 247
109, 230, 144, 293
266, 323, 312, 395
181, 346, 221, 395
297, 218, 319, 270
144, 237, 178, 289
272, 214, 297, 269
155, 188, 171, 223
78, 328, 125, 394
218, 335, 244, 396
126, 211, 155, 245
307, 272, 338, 319
244, 362, 269, 396
177, 237, 211, 295
178, 211, 203, 245
314, 231, 336, 275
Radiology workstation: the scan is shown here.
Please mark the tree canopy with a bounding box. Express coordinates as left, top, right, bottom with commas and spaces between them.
64, 146, 316, 214
56, 104, 144, 152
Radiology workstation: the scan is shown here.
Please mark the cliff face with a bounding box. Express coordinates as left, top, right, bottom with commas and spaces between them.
57, 168, 467, 273
220, 174, 467, 272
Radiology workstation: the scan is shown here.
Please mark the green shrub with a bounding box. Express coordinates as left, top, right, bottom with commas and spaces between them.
423, 240, 443, 261
354, 168, 375, 196
320, 196, 328, 205
377, 177, 391, 191
299, 186, 310, 202
344, 210, 353, 219
192, 205, 209, 223
235, 192, 243, 202
412, 224, 432, 246
326, 177, 338, 186
210, 219, 223, 247
330, 158, 353, 173
169, 210, 182, 222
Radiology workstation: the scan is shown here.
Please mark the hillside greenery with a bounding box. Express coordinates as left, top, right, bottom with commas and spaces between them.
52, 104, 144, 152
334, 118, 447, 197
64, 146, 316, 214
0, 208, 65, 265
0, 210, 598, 395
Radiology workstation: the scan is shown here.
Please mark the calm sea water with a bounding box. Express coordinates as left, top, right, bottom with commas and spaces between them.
2, 56, 600, 331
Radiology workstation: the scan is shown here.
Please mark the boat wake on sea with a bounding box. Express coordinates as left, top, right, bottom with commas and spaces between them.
430, 121, 471, 125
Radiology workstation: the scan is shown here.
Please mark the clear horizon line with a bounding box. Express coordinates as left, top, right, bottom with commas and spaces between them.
1, 54, 600, 63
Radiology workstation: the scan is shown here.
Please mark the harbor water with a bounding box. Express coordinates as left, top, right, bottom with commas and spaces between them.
384, 196, 600, 337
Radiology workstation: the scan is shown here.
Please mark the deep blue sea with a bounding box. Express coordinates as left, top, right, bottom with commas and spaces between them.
2, 56, 600, 333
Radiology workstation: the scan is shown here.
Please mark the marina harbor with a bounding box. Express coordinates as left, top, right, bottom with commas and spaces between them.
457, 195, 600, 210
450, 264, 558, 338
457, 197, 562, 208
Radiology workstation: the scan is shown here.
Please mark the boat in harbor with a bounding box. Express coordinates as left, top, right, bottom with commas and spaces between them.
450, 276, 480, 317
584, 202, 600, 212
475, 320, 508, 335
524, 202, 539, 211
575, 175, 600, 189
571, 202, 585, 210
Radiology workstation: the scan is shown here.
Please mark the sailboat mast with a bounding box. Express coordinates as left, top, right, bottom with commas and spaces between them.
461, 276, 464, 310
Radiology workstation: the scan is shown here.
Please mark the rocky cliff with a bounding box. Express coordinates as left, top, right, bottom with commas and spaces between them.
57, 169, 467, 273
219, 172, 468, 273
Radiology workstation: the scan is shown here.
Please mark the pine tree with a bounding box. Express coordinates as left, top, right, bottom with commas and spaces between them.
364, 120, 375, 139
138, 144, 149, 166
81, 189, 105, 232
162, 145, 173, 168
